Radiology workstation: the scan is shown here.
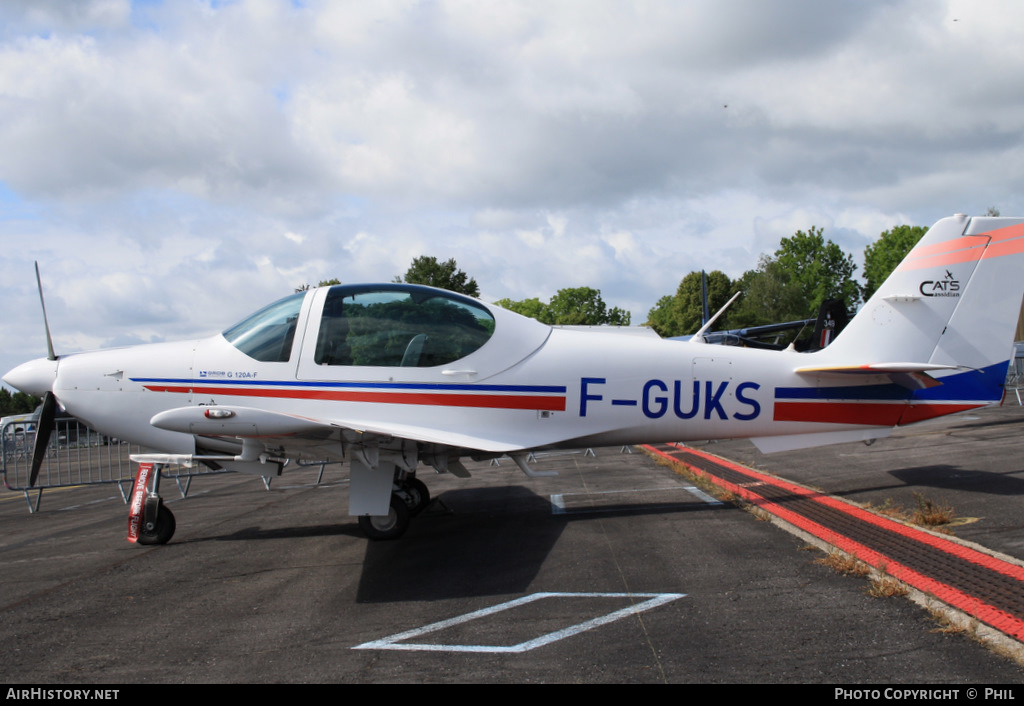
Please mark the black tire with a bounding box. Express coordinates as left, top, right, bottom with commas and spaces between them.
401, 477, 431, 517
137, 502, 176, 545
358, 494, 410, 541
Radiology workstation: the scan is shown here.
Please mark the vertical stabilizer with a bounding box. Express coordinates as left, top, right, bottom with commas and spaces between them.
820, 215, 1024, 404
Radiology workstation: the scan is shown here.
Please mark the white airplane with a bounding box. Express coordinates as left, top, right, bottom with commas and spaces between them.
5, 214, 1024, 543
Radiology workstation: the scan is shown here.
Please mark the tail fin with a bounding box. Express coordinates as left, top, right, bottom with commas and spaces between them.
812, 214, 1024, 405
797, 298, 849, 352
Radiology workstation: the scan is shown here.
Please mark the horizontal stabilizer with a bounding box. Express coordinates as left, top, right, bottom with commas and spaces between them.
794, 362, 969, 391
794, 362, 965, 375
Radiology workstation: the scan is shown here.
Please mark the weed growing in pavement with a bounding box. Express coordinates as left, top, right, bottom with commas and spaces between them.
864, 494, 957, 533
814, 550, 871, 577
866, 575, 909, 598
912, 492, 956, 528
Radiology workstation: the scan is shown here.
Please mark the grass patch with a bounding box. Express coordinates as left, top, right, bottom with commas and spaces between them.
864, 493, 957, 532
866, 575, 908, 598
927, 605, 977, 636
912, 492, 957, 528
815, 552, 909, 599
814, 550, 871, 577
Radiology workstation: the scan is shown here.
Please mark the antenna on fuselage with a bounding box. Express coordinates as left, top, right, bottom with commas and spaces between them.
691, 290, 742, 344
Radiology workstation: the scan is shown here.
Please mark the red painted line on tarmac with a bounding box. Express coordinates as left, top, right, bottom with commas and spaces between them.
643, 443, 1024, 641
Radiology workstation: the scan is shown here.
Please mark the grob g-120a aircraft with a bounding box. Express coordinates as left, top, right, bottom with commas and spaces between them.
5, 215, 1024, 543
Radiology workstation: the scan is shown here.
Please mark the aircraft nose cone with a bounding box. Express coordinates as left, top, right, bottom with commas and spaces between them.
2, 357, 58, 397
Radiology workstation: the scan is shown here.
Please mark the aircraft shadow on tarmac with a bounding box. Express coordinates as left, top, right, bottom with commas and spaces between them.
169, 483, 726, 604
353, 484, 726, 604
757, 463, 1024, 503
888, 465, 1024, 496
946, 414, 1024, 433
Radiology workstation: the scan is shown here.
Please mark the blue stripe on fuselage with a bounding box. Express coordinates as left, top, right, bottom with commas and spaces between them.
774, 361, 1010, 404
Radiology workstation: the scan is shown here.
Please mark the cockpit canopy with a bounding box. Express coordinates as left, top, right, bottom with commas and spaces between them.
223, 284, 497, 367
312, 285, 495, 367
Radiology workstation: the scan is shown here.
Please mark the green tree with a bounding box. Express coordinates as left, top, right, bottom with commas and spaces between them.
495, 288, 630, 326
295, 278, 342, 292
774, 226, 861, 311
862, 225, 927, 299
730, 258, 808, 328
0, 388, 41, 416
731, 226, 860, 329
493, 297, 547, 321
644, 294, 677, 336
645, 270, 734, 337
546, 287, 630, 326
399, 256, 480, 297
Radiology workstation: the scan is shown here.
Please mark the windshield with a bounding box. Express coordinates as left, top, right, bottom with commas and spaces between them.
222, 291, 305, 362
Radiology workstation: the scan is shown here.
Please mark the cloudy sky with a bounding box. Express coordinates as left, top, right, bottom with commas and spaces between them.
3, 0, 1024, 379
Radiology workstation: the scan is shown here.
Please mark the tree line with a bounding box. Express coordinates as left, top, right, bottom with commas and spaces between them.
646, 224, 927, 339
309, 256, 634, 326
390, 225, 930, 337
0, 388, 41, 417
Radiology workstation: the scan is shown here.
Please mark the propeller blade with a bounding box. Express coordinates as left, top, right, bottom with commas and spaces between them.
35, 261, 56, 362
29, 391, 57, 487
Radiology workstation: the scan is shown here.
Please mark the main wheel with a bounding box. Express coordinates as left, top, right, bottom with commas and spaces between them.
137, 502, 176, 545
400, 477, 431, 517
358, 494, 410, 541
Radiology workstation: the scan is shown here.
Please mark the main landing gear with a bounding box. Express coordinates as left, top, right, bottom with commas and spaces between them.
124, 457, 434, 544
357, 476, 431, 541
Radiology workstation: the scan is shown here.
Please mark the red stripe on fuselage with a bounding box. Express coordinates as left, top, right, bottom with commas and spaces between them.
143, 384, 567, 412
774, 401, 985, 426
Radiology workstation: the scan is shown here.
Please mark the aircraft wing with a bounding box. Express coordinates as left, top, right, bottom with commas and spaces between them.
150, 404, 525, 458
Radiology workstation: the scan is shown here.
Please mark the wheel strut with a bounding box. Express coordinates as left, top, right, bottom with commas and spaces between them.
127, 460, 177, 545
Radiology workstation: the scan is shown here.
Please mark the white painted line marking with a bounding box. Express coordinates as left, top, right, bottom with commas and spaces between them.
550, 486, 722, 515
683, 485, 724, 506
550, 493, 567, 514
59, 496, 120, 511
353, 591, 686, 653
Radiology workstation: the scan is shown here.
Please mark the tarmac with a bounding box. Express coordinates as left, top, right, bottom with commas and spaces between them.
2, 404, 1024, 684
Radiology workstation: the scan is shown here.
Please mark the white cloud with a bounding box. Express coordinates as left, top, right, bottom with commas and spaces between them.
4, 0, 1024, 378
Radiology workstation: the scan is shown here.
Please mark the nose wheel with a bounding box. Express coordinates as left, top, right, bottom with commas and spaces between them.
128, 458, 177, 545
136, 500, 176, 545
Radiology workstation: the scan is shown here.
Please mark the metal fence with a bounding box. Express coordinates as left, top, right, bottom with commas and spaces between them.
1, 417, 228, 513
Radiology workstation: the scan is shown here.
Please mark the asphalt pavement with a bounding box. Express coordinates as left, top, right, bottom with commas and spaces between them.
2, 406, 1023, 683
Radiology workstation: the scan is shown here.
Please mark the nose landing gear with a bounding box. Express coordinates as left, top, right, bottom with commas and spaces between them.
137, 500, 176, 545
128, 459, 177, 545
